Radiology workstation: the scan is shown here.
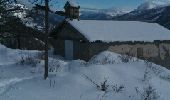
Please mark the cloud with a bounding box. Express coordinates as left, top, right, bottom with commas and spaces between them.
143, 0, 170, 6
145, 0, 170, 3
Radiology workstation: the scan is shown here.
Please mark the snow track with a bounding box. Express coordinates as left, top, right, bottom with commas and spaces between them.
0, 44, 43, 97
0, 77, 37, 95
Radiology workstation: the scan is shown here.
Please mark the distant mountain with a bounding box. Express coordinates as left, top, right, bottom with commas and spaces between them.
80, 7, 127, 20
137, 0, 170, 10
26, 7, 126, 24
113, 5, 170, 30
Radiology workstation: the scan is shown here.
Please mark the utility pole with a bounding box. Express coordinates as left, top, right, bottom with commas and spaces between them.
44, 0, 49, 79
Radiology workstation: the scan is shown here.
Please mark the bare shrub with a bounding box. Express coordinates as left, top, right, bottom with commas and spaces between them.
118, 47, 136, 63
83, 75, 110, 92
144, 60, 153, 69
100, 79, 109, 92
144, 59, 170, 82
83, 75, 126, 100
49, 79, 56, 88
18, 55, 40, 67
118, 54, 132, 63
144, 59, 163, 75
83, 75, 125, 93
143, 68, 151, 82
142, 60, 153, 82
160, 74, 170, 82
49, 60, 61, 73
135, 85, 160, 100
83, 74, 101, 90
112, 84, 125, 93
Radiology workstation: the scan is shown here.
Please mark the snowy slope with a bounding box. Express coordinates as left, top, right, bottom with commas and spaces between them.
0, 44, 170, 100
69, 20, 170, 42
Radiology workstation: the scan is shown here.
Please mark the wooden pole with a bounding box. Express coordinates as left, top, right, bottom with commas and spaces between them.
44, 0, 49, 79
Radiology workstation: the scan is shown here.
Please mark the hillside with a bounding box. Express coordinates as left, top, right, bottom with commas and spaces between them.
113, 5, 170, 29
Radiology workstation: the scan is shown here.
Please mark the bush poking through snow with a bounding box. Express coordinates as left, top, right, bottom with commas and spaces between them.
83, 74, 101, 90
143, 60, 153, 82
143, 68, 152, 82
144, 59, 170, 82
144, 60, 153, 69
83, 75, 110, 92
135, 85, 160, 100
48, 60, 61, 74
118, 54, 133, 63
18, 56, 40, 67
49, 79, 56, 88
112, 84, 125, 93
118, 48, 135, 63
83, 74, 125, 93
100, 79, 109, 92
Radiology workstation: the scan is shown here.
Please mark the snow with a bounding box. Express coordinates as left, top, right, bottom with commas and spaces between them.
88, 51, 129, 64
137, 0, 170, 10
67, 0, 79, 7
7, 2, 41, 30
69, 20, 170, 42
0, 44, 170, 100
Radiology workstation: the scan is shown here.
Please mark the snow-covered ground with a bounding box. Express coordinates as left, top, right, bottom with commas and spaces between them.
0, 44, 170, 100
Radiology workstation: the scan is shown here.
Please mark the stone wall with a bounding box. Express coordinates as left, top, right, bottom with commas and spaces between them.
88, 42, 170, 60
88, 42, 170, 69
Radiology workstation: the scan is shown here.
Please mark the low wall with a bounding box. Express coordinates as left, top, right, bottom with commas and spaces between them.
89, 42, 170, 69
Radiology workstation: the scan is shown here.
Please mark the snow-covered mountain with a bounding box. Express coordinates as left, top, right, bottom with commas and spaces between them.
113, 5, 170, 30
80, 7, 127, 20
112, 0, 170, 30
137, 0, 170, 10
81, 7, 126, 17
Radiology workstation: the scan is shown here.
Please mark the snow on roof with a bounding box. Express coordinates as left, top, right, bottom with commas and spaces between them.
67, 0, 79, 7
69, 20, 170, 42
